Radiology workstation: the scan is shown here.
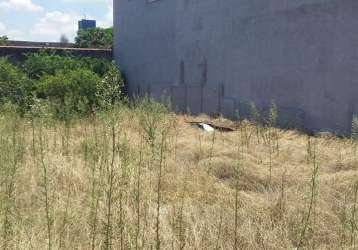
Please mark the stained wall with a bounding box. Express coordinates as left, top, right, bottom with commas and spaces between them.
114, 0, 358, 133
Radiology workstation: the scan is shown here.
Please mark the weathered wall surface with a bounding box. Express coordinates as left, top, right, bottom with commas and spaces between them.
114, 0, 177, 95
114, 0, 358, 134
6, 40, 75, 48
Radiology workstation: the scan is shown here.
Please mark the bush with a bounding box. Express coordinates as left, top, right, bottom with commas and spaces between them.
36, 69, 103, 117
98, 64, 125, 107
0, 58, 33, 112
0, 53, 124, 118
23, 52, 112, 79
78, 56, 112, 77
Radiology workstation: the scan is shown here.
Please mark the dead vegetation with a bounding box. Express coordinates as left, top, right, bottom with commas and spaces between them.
0, 103, 358, 249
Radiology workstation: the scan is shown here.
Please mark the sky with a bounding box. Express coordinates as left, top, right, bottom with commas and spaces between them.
0, 0, 113, 42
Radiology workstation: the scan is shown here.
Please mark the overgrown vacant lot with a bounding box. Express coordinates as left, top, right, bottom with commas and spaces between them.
1, 103, 358, 250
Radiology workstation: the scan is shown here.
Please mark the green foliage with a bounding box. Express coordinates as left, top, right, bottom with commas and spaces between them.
80, 56, 112, 77
23, 52, 76, 79
98, 64, 124, 107
36, 69, 103, 117
268, 100, 279, 127
250, 101, 261, 125
136, 97, 170, 148
0, 58, 33, 112
0, 35, 8, 46
351, 114, 358, 140
23, 52, 111, 79
75, 27, 112, 49
0, 52, 124, 119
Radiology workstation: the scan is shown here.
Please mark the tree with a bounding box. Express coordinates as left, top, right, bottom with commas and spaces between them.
99, 63, 124, 107
75, 27, 112, 49
0, 58, 34, 111
36, 69, 103, 116
0, 35, 8, 46
23, 52, 112, 79
60, 34, 69, 44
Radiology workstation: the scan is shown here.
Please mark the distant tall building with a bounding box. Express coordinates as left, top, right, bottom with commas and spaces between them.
78, 19, 96, 30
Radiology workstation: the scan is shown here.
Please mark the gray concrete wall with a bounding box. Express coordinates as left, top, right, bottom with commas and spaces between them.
114, 0, 358, 134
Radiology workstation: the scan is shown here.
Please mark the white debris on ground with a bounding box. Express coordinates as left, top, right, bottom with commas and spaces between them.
191, 122, 215, 132
200, 123, 215, 132
189, 120, 235, 132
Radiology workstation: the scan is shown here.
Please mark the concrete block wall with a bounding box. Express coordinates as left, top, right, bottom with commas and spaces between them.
114, 0, 358, 134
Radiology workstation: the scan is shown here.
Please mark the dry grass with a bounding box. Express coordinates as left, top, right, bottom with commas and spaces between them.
0, 105, 358, 250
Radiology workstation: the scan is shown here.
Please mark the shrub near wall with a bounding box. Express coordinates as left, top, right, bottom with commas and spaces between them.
36, 69, 103, 117
0, 52, 124, 117
0, 58, 33, 112
23, 52, 112, 79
